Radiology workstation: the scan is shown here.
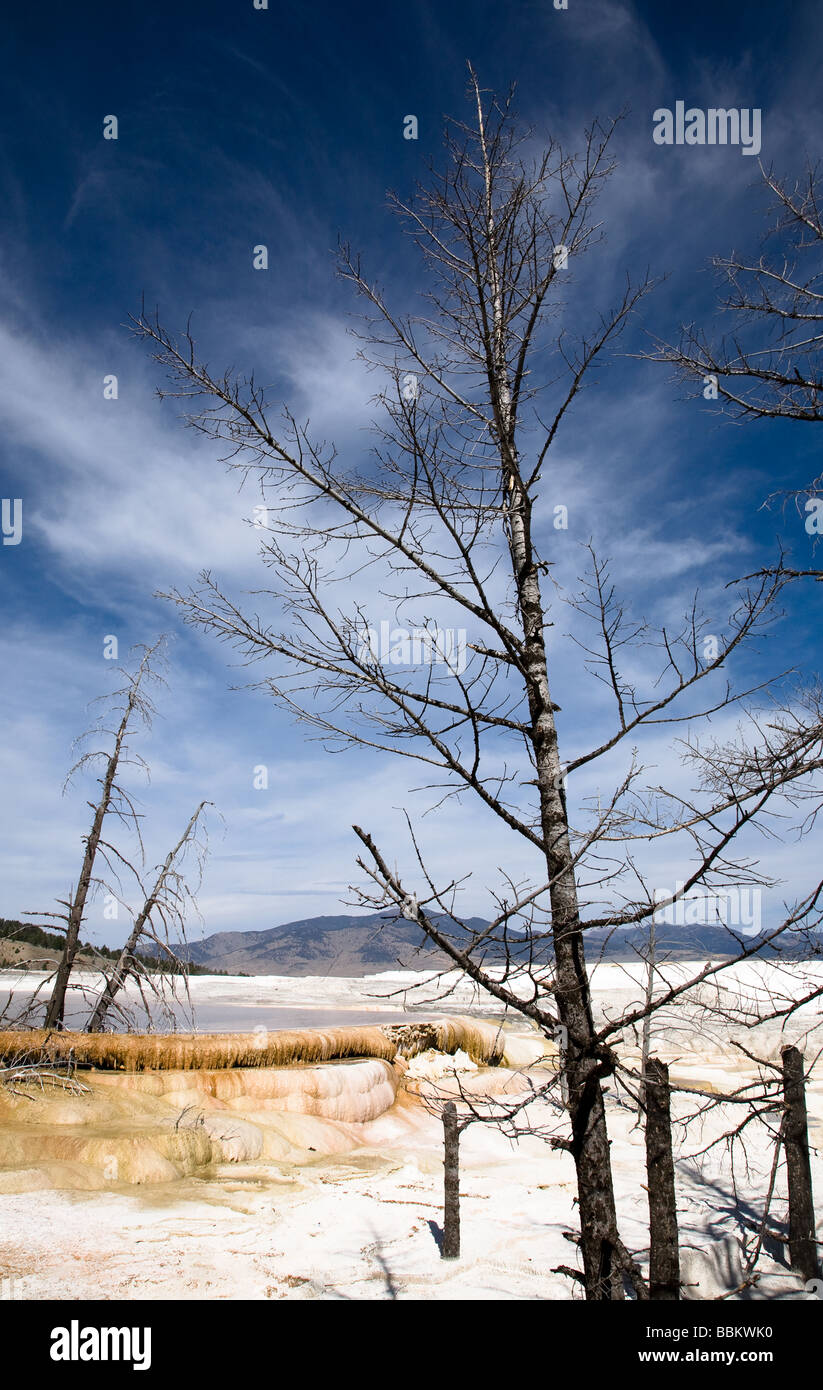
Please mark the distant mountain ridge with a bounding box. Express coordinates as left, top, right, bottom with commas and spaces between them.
175, 912, 820, 977
176, 913, 469, 977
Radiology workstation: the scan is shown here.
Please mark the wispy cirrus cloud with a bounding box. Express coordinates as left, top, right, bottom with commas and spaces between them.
2, 0, 823, 945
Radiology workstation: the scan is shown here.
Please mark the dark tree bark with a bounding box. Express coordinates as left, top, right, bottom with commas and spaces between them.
506, 456, 625, 1298
443, 1100, 460, 1259
45, 757, 123, 1031
134, 71, 817, 1303
782, 1045, 821, 1281
645, 1056, 680, 1300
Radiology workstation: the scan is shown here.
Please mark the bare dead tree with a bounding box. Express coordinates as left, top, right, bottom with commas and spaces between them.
40, 641, 166, 1030
610, 944, 823, 1293
646, 162, 823, 423
442, 1099, 461, 1259
644, 160, 823, 578
86, 800, 211, 1033
131, 70, 823, 1298
637, 915, 657, 1117
781, 1044, 821, 1280
645, 1057, 680, 1299
9, 641, 212, 1035
0, 1049, 91, 1100
640, 175, 823, 1278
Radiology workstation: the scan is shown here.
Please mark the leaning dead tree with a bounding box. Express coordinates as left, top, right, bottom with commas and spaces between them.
41, 640, 165, 1030
134, 71, 823, 1297
86, 800, 210, 1033
17, 640, 210, 1033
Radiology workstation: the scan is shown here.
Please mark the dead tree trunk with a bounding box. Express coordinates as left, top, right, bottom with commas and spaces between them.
45, 643, 160, 1030
479, 114, 624, 1293
639, 916, 656, 1114
45, 721, 132, 1030
502, 408, 623, 1299
136, 81, 654, 1304
86, 802, 205, 1033
782, 1045, 820, 1281
645, 1056, 680, 1299
443, 1101, 460, 1259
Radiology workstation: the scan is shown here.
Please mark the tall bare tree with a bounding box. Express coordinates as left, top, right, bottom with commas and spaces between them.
133, 72, 823, 1297
42, 641, 165, 1029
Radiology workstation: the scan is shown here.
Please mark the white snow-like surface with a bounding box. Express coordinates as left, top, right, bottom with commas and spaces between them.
0, 962, 821, 1300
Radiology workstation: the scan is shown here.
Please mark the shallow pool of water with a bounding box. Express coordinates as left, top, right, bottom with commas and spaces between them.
0, 984, 433, 1034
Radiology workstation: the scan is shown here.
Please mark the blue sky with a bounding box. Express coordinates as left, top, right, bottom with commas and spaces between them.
1, 0, 822, 948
